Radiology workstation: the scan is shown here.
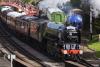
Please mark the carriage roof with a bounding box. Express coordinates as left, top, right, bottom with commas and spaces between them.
16, 15, 48, 24
7, 11, 26, 18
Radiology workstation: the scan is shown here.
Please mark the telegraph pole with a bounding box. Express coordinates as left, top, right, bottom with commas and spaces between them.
90, 6, 93, 40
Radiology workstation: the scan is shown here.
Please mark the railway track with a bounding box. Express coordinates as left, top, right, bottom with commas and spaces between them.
77, 58, 94, 67
0, 21, 95, 67
9, 36, 95, 67
0, 22, 46, 67
65, 56, 94, 67
80, 39, 100, 67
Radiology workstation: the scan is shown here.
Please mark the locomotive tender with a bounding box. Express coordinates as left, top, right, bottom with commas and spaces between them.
0, 5, 83, 60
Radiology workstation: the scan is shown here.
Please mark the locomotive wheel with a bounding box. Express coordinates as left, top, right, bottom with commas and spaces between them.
47, 40, 57, 57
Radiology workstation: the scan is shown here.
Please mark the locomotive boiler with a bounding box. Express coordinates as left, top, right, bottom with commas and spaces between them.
0, 5, 83, 61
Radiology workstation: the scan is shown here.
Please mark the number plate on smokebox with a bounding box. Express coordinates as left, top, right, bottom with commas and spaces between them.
63, 43, 78, 50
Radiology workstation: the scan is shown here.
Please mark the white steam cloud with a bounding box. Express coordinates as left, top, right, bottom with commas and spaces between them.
89, 0, 100, 17
38, 0, 70, 10
82, 0, 100, 18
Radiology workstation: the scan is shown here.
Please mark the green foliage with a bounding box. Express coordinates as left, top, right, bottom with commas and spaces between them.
88, 35, 100, 57
21, 0, 40, 5
89, 42, 100, 57
83, 14, 100, 34
89, 42, 100, 51
22, 0, 32, 3
90, 35, 99, 43
95, 51, 100, 58
93, 18, 100, 34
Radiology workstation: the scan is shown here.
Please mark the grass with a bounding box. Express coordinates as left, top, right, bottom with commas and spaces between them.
88, 35, 100, 58
89, 42, 100, 51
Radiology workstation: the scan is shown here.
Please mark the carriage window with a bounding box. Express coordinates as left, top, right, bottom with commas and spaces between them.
12, 18, 16, 26
30, 23, 38, 33
21, 22, 25, 29
7, 17, 11, 24
24, 23, 28, 33
15, 21, 20, 31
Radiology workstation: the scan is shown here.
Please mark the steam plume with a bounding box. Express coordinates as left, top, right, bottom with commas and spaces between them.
88, 0, 100, 17
38, 0, 70, 10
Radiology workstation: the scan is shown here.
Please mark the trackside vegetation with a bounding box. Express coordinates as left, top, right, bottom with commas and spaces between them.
88, 35, 100, 58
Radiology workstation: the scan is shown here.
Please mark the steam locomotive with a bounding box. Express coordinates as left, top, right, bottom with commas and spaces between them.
0, 5, 83, 61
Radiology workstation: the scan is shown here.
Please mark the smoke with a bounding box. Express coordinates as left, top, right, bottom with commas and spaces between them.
89, 0, 100, 18
38, 0, 70, 10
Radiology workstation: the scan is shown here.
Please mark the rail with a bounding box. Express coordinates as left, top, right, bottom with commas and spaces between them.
77, 57, 94, 67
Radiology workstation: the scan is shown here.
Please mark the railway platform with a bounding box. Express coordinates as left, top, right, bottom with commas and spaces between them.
0, 48, 10, 67
0, 42, 10, 67
0, 57, 10, 67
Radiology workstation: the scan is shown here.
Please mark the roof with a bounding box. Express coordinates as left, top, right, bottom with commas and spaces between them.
7, 11, 26, 18
19, 15, 39, 21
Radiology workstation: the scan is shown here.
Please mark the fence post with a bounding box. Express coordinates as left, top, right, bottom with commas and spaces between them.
99, 34, 100, 42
